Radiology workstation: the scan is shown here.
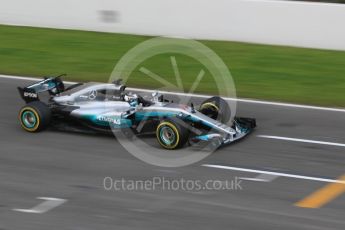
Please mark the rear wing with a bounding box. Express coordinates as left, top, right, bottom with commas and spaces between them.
17, 75, 65, 103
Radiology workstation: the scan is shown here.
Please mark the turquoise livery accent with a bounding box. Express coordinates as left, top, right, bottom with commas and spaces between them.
22, 111, 37, 128
81, 114, 132, 128
134, 111, 178, 121
159, 126, 176, 145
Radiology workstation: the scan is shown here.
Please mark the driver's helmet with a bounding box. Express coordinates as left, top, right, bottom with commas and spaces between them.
124, 93, 138, 107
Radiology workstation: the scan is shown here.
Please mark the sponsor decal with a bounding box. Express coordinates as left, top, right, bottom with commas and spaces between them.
23, 92, 38, 98
97, 116, 121, 125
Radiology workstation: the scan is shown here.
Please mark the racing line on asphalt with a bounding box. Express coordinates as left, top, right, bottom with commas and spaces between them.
202, 164, 345, 184
202, 163, 345, 208
13, 197, 67, 214
257, 135, 345, 148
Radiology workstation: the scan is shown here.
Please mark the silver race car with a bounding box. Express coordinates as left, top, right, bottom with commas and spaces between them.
17, 75, 256, 150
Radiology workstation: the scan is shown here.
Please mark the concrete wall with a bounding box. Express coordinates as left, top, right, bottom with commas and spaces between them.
0, 0, 344, 50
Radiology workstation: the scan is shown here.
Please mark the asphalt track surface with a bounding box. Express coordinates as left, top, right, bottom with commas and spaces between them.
1, 76, 345, 230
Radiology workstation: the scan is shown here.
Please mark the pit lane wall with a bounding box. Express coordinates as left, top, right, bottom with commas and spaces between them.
0, 0, 344, 50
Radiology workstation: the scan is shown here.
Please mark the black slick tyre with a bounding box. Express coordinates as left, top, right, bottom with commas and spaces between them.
19, 101, 51, 132
199, 96, 231, 123
156, 117, 189, 150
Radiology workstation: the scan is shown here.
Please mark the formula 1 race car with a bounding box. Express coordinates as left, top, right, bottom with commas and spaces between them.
17, 75, 256, 150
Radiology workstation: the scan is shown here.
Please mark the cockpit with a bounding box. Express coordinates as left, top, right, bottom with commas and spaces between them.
53, 81, 155, 107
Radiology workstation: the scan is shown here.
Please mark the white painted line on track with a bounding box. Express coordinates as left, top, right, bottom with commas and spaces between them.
240, 173, 279, 182
238, 177, 268, 182
202, 164, 345, 184
1, 74, 345, 113
256, 173, 280, 182
13, 197, 67, 214
258, 135, 345, 148
0, 74, 77, 85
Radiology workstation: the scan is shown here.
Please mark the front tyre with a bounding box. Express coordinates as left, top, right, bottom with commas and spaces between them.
199, 96, 231, 124
19, 101, 51, 132
156, 118, 189, 150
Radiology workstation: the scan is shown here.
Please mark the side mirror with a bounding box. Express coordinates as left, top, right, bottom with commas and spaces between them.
191, 103, 196, 113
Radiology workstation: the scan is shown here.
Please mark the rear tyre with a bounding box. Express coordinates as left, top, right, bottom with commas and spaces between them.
19, 101, 51, 132
156, 117, 189, 150
199, 96, 231, 123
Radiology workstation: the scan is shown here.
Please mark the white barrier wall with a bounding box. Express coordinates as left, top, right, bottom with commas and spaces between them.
0, 0, 344, 50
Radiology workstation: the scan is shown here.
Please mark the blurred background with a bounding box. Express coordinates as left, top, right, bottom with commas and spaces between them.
0, 0, 344, 106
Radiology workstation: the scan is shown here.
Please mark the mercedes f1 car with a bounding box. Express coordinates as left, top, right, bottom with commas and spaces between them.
17, 75, 256, 150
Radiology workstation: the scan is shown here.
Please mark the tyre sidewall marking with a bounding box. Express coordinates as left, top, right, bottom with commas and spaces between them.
200, 102, 219, 112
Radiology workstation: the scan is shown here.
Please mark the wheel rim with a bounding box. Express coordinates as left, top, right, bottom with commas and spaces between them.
160, 126, 176, 145
22, 110, 37, 128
